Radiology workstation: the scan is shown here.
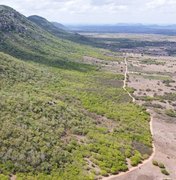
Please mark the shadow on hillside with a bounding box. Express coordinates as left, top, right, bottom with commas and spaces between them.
0, 47, 96, 73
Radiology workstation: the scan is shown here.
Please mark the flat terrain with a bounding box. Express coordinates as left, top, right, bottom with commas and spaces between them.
81, 33, 176, 56
106, 54, 176, 180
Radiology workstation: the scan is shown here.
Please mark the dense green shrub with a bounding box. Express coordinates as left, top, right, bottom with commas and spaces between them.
130, 151, 142, 166
0, 175, 8, 180
0, 52, 152, 179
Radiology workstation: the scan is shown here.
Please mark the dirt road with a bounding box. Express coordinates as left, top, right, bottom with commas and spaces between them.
103, 56, 176, 180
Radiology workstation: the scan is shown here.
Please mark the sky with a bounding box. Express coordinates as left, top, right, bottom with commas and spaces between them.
1, 0, 176, 25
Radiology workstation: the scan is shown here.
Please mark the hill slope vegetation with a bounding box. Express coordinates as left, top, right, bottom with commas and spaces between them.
28, 15, 89, 44
0, 5, 152, 180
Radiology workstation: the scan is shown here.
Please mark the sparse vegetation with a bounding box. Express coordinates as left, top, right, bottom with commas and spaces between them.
141, 59, 165, 65
152, 160, 170, 176
143, 75, 171, 81
165, 109, 176, 117
160, 93, 176, 102
143, 103, 163, 109
162, 80, 175, 87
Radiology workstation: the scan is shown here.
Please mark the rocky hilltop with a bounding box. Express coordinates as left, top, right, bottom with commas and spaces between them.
0, 5, 30, 33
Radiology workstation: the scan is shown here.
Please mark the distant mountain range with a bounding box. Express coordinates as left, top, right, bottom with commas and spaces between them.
68, 24, 176, 35
0, 5, 97, 70
0, 5, 95, 62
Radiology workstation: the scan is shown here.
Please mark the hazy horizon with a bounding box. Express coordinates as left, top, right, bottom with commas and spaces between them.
66, 23, 176, 26
1, 0, 176, 25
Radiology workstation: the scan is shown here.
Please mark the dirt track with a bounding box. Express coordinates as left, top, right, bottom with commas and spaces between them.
103, 56, 176, 180
103, 57, 155, 180
108, 110, 176, 180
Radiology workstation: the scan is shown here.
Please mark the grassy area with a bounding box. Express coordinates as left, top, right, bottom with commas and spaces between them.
140, 59, 165, 65
165, 109, 176, 117
142, 75, 171, 81
0, 52, 152, 179
136, 93, 176, 103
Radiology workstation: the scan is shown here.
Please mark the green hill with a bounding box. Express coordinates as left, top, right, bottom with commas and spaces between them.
0, 5, 152, 180
28, 15, 68, 34
28, 15, 90, 44
52, 21, 69, 31
0, 5, 114, 66
28, 15, 88, 44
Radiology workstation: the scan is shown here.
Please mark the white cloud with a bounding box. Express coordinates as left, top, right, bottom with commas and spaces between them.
0, 0, 176, 24
146, 0, 166, 9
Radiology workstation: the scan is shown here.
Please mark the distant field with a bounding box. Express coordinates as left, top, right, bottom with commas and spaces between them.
68, 25, 176, 35
124, 54, 176, 180
80, 33, 176, 42
79, 33, 176, 56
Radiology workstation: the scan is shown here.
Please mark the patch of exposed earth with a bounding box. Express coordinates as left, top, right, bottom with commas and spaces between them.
105, 54, 176, 180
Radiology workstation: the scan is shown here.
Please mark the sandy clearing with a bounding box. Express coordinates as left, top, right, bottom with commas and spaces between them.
10, 175, 16, 180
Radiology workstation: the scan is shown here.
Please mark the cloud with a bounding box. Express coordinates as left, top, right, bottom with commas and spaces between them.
146, 0, 176, 9
146, 0, 166, 9
1, 0, 176, 24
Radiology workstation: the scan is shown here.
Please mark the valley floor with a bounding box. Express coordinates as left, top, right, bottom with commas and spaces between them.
106, 54, 176, 180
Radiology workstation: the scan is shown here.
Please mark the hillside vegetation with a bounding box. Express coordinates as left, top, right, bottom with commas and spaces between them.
0, 5, 152, 180
28, 15, 90, 44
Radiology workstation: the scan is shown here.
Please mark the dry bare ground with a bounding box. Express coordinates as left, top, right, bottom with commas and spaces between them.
109, 112, 176, 180
104, 54, 176, 180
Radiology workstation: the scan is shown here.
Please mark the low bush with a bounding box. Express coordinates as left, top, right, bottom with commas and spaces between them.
165, 109, 176, 117
130, 151, 142, 166
161, 169, 170, 176
158, 163, 165, 169
152, 160, 158, 166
